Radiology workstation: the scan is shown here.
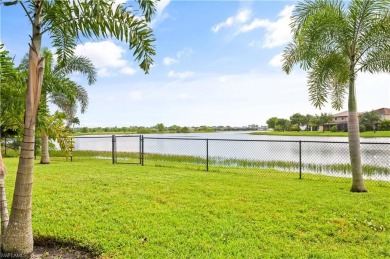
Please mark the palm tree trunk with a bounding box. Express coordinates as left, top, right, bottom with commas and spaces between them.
40, 134, 50, 164
348, 71, 367, 192
0, 148, 9, 249
2, 18, 45, 254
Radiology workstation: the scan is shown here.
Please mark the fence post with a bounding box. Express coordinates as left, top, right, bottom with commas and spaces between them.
139, 135, 142, 165
112, 135, 116, 164
70, 137, 73, 162
206, 139, 209, 172
299, 141, 302, 179
141, 135, 144, 166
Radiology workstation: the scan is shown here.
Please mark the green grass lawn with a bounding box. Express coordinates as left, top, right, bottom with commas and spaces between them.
3, 157, 390, 258
251, 130, 390, 138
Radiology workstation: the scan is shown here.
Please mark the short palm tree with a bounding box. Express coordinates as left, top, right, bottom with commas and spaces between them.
39, 49, 96, 164
283, 0, 390, 192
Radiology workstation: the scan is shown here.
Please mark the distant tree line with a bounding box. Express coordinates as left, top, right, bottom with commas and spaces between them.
266, 111, 390, 132
76, 123, 216, 134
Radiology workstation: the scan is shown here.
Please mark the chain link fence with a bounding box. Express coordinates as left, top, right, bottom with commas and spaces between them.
2, 135, 389, 185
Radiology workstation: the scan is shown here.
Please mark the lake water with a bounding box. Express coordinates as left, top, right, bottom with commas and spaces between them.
73, 132, 390, 180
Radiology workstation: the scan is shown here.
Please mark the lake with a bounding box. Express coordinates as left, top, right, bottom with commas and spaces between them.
73, 132, 390, 180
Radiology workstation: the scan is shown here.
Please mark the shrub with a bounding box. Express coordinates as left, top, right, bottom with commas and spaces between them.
379, 120, 390, 131
289, 125, 301, 132
330, 125, 338, 132
359, 125, 366, 132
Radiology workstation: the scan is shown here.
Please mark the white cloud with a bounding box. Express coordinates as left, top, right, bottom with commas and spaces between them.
151, 0, 171, 27
75, 41, 138, 77
212, 9, 251, 33
75, 41, 127, 68
269, 52, 284, 68
177, 48, 193, 58
128, 91, 143, 101
218, 76, 229, 83
168, 70, 194, 79
163, 48, 193, 66
98, 68, 112, 77
163, 57, 179, 66
178, 93, 189, 100
120, 66, 137, 75
156, 0, 171, 15
240, 5, 294, 48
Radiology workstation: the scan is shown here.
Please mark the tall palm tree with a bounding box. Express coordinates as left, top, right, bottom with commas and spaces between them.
283, 0, 390, 192
1, 0, 156, 256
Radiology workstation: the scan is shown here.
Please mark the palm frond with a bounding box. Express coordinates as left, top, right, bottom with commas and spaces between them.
307, 52, 348, 109
358, 45, 390, 73
41, 0, 156, 73
54, 55, 97, 85
134, 0, 156, 22
49, 26, 77, 66
75, 84, 89, 114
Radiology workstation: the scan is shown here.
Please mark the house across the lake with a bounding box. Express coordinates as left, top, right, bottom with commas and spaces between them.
325, 108, 389, 131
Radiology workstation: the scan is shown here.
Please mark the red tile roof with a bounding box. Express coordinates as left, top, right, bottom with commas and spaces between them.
375, 108, 390, 115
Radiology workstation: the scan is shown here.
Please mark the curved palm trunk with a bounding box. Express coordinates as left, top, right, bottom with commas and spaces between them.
40, 134, 50, 164
2, 19, 45, 254
348, 72, 367, 192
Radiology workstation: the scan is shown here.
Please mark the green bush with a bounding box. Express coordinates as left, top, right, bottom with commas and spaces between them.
359, 125, 366, 132
274, 125, 284, 131
289, 125, 301, 132
330, 125, 338, 132
379, 120, 390, 131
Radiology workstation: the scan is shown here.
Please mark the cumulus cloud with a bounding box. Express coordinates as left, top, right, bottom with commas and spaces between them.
242, 5, 294, 48
120, 66, 137, 75
128, 91, 143, 101
212, 9, 251, 33
163, 57, 179, 66
168, 70, 194, 79
75, 41, 137, 77
98, 68, 112, 77
269, 52, 284, 68
163, 48, 193, 66
151, 0, 171, 27
218, 76, 229, 83
177, 48, 193, 58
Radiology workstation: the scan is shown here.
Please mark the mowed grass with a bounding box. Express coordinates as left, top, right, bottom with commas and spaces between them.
3, 157, 390, 258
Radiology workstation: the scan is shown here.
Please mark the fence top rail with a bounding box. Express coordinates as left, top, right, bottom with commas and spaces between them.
73, 136, 113, 139
63, 135, 390, 145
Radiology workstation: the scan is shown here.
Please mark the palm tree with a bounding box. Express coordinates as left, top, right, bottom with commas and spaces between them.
283, 0, 390, 192
38, 49, 96, 164
70, 117, 81, 131
1, 0, 156, 256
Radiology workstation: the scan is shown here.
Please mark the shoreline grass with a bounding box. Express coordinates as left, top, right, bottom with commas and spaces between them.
3, 157, 389, 258
50, 150, 390, 177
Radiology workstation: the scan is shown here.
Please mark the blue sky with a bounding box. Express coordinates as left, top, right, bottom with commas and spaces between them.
1, 0, 389, 127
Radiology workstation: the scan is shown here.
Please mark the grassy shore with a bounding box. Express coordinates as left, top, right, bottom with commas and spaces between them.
3, 157, 389, 258
251, 130, 390, 138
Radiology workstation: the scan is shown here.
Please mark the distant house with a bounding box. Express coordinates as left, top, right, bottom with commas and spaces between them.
326, 111, 361, 131
375, 108, 390, 121
325, 108, 390, 131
